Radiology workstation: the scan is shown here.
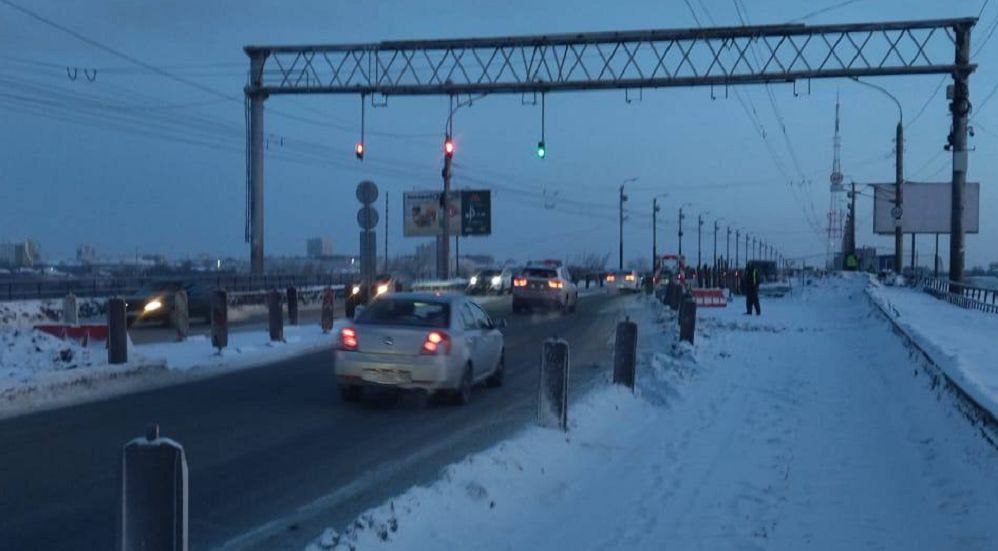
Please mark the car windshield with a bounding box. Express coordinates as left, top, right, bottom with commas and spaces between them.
523, 268, 557, 278
355, 298, 450, 328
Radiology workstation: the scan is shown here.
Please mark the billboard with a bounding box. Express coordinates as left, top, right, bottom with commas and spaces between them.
872, 181, 979, 234
403, 190, 491, 236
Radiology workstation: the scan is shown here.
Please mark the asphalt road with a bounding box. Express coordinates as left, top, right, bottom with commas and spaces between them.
0, 291, 628, 550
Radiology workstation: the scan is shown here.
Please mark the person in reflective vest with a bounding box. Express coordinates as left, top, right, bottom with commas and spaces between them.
745, 265, 761, 316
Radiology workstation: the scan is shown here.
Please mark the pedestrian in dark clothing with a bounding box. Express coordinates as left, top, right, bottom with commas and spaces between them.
745, 265, 761, 315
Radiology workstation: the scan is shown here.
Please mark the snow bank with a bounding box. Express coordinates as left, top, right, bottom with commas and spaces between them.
307, 276, 998, 550
0, 324, 334, 419
868, 283, 998, 420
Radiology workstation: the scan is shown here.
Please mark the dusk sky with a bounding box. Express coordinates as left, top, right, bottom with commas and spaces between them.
1, 0, 994, 268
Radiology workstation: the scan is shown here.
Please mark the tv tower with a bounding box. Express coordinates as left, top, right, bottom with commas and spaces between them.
827, 92, 845, 268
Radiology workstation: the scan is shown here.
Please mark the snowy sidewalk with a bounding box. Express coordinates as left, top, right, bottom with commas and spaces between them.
868, 283, 998, 421
308, 276, 998, 550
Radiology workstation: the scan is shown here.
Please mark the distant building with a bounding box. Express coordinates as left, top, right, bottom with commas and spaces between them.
0, 240, 39, 268
307, 237, 335, 258
76, 244, 96, 265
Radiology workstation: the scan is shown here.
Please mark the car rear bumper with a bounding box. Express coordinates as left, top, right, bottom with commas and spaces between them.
513, 289, 566, 306
333, 350, 460, 391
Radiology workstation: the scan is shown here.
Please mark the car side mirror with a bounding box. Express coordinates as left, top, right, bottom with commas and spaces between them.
353, 305, 366, 320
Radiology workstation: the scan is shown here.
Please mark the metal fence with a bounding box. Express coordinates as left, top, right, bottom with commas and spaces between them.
0, 273, 354, 301
917, 277, 998, 314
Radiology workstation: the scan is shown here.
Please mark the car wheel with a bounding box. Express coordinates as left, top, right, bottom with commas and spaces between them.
486, 351, 504, 387
453, 364, 473, 405
339, 385, 363, 402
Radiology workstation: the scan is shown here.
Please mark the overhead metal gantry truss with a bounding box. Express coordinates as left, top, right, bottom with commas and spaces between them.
245, 18, 975, 96
243, 18, 976, 278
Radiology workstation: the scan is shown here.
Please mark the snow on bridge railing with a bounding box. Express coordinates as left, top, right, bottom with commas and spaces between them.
917, 277, 998, 315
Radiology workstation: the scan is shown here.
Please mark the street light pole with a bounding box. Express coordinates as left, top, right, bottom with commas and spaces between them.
697, 214, 703, 271
852, 77, 904, 275
617, 177, 637, 271
726, 226, 731, 270
652, 196, 664, 271
735, 229, 740, 267
678, 207, 685, 257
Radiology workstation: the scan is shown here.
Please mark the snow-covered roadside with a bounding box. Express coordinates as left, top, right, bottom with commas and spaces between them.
0, 324, 335, 420
306, 276, 998, 550
867, 282, 998, 421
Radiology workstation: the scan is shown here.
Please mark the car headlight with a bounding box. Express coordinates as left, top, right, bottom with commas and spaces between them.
491, 276, 501, 286
351, 285, 361, 296
144, 300, 162, 313
376, 283, 389, 296
469, 276, 478, 285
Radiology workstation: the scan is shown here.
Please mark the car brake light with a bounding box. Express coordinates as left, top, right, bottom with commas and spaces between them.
339, 327, 358, 351
548, 279, 564, 289
421, 330, 451, 355
513, 277, 527, 287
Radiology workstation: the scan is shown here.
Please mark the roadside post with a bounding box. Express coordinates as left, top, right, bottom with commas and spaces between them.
173, 289, 189, 341
613, 318, 638, 389
211, 289, 228, 352
63, 293, 78, 325
679, 292, 697, 344
119, 424, 188, 551
538, 338, 570, 431
667, 282, 682, 311
286, 286, 299, 326
267, 289, 284, 342
321, 288, 336, 333
108, 298, 128, 364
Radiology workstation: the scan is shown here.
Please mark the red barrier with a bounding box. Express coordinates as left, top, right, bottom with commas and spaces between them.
691, 288, 727, 308
34, 324, 109, 346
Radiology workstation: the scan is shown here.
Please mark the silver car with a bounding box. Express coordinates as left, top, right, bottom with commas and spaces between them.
512, 264, 579, 314
333, 293, 505, 405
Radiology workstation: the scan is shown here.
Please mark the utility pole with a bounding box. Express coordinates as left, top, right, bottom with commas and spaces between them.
949, 22, 972, 284
652, 198, 661, 270
440, 144, 452, 279
697, 214, 703, 271
934, 233, 940, 278
678, 207, 685, 257
846, 181, 857, 268
384, 192, 389, 273
726, 227, 731, 271
618, 184, 628, 271
735, 229, 740, 267
247, 52, 267, 274
911, 233, 916, 270
712, 220, 718, 271
894, 121, 904, 274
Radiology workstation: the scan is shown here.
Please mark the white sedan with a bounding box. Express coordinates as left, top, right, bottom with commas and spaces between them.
333, 292, 505, 405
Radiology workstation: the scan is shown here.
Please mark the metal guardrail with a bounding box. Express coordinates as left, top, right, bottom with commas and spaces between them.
0, 273, 354, 301
917, 277, 998, 314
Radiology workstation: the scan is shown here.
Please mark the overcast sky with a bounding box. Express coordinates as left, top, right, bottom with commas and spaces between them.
0, 0, 994, 269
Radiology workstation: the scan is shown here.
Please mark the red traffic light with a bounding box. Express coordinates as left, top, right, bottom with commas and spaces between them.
443, 137, 455, 158
355, 142, 365, 160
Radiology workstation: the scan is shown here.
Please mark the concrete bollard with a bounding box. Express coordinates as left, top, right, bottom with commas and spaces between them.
286, 286, 299, 326
173, 289, 189, 341
667, 282, 682, 311
321, 288, 336, 333
538, 338, 570, 431
679, 293, 697, 344
63, 293, 79, 325
119, 424, 188, 551
613, 318, 638, 389
108, 298, 128, 364
267, 289, 284, 342
211, 289, 228, 351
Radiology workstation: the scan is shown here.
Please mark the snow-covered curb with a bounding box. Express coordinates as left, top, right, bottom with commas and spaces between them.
866, 283, 998, 423
305, 296, 692, 550
0, 324, 335, 420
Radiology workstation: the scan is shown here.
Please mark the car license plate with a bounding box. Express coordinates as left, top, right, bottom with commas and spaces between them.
364, 369, 411, 385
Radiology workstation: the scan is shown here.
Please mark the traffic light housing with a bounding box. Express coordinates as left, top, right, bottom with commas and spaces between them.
443, 136, 455, 159
355, 142, 365, 160
536, 140, 546, 159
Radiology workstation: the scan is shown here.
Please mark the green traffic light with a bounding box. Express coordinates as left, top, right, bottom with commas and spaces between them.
537, 140, 546, 158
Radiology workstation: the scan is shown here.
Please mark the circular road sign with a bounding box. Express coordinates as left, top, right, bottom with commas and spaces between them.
357, 206, 379, 230
891, 205, 903, 219
356, 180, 379, 204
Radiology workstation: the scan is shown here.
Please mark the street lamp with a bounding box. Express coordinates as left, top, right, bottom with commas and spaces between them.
677, 202, 692, 259
619, 177, 638, 270
652, 193, 667, 271
852, 77, 904, 275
